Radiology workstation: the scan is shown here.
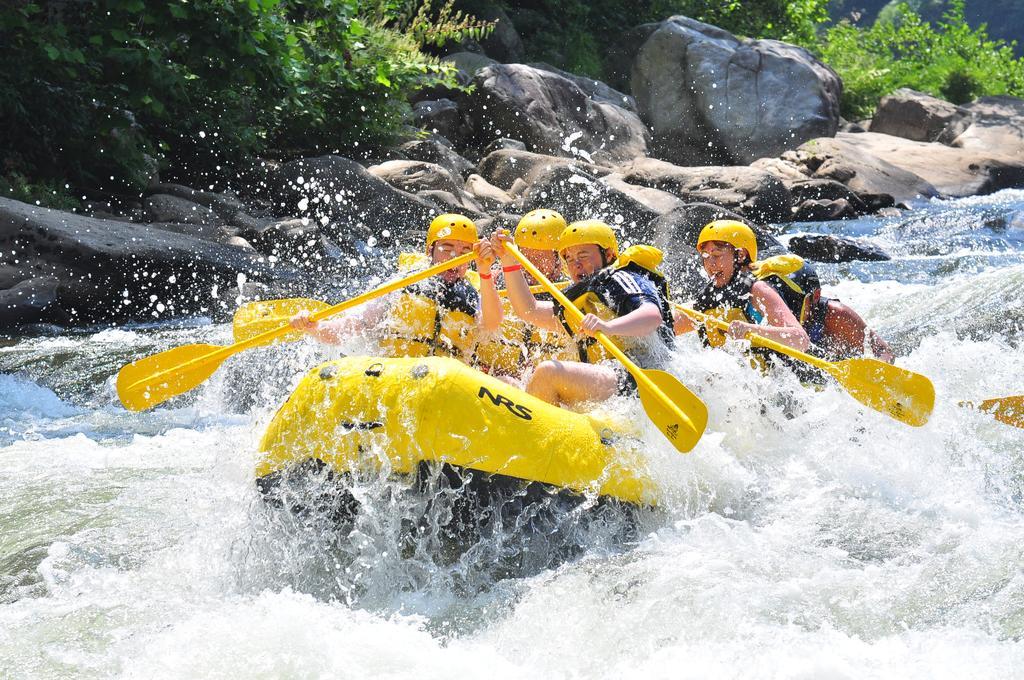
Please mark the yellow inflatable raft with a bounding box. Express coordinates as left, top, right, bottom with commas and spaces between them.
256, 356, 657, 505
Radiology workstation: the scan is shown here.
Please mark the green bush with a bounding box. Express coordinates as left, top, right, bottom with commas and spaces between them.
0, 0, 486, 203
814, 1, 1024, 118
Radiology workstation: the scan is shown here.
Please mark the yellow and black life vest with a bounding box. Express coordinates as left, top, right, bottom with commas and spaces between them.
556, 246, 676, 366
473, 291, 575, 375
692, 262, 826, 382
753, 255, 822, 328
377, 276, 479, 362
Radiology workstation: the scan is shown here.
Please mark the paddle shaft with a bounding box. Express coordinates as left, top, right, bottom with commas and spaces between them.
677, 305, 839, 377
505, 244, 692, 420
124, 251, 476, 395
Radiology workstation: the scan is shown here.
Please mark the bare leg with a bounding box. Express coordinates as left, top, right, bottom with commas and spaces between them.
526, 360, 619, 407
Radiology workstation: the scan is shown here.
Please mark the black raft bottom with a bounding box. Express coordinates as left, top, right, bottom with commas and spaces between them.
256, 458, 647, 573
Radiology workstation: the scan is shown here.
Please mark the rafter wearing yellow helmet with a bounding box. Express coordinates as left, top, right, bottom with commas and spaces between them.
289, 213, 504, 365
490, 219, 676, 408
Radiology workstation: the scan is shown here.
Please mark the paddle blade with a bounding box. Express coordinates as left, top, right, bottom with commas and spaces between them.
232, 298, 331, 345
832, 358, 935, 427
117, 343, 225, 411
977, 395, 1024, 429
636, 368, 709, 453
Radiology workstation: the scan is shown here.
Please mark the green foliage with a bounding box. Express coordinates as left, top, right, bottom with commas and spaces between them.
0, 173, 81, 211
0, 0, 486, 197
815, 1, 1024, 118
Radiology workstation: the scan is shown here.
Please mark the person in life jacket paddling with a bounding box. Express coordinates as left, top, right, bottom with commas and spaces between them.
492, 220, 676, 407
674, 219, 895, 364
672, 220, 811, 357
474, 209, 576, 377
289, 213, 502, 363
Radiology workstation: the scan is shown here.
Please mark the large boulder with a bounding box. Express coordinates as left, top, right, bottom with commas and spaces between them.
413, 99, 471, 148
869, 88, 972, 143
950, 95, 1024, 157
464, 1, 525, 63
829, 131, 1024, 198
0, 198, 300, 327
787, 234, 891, 262
463, 64, 650, 164
784, 136, 940, 204
518, 165, 683, 242
367, 160, 464, 196
145, 183, 249, 220
476, 148, 613, 191
618, 157, 793, 223
528, 62, 637, 112
632, 16, 842, 165
143, 194, 224, 226
270, 155, 439, 249
398, 138, 475, 179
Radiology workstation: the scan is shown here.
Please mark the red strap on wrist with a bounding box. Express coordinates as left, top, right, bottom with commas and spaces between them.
502, 264, 522, 273
479, 271, 492, 280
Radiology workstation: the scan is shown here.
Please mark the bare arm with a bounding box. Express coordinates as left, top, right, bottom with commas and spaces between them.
290, 298, 386, 345
474, 240, 503, 333
580, 303, 663, 338
727, 281, 810, 351
672, 306, 698, 335
491, 231, 563, 333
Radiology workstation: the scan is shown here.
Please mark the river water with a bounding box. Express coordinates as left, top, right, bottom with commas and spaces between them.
2, 190, 1023, 678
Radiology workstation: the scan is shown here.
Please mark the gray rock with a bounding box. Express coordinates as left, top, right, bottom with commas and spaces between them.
788, 234, 891, 262
0, 276, 65, 326
632, 17, 841, 165
416, 190, 488, 220
518, 165, 678, 243
470, 2, 525, 63
442, 51, 498, 82
269, 155, 439, 249
367, 160, 464, 195
527, 62, 638, 111
398, 139, 475, 179
464, 173, 514, 210
413, 99, 470, 147
869, 88, 972, 143
477, 148, 612, 191
951, 95, 1024, 157
464, 64, 650, 165
618, 157, 793, 223
144, 194, 224, 226
240, 218, 329, 268
791, 198, 860, 221
145, 183, 248, 219
481, 138, 528, 156
819, 132, 1024, 198
0, 197, 300, 327
147, 221, 243, 246
784, 136, 941, 203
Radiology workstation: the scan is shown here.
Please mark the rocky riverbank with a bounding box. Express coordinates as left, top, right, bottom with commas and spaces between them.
3, 15, 1023, 331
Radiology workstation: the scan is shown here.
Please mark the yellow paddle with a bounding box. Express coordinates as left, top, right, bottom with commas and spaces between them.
116, 252, 476, 412
505, 244, 708, 453
960, 395, 1024, 429
231, 282, 571, 344
677, 306, 935, 427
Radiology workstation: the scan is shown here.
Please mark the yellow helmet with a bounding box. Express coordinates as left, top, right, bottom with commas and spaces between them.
557, 220, 619, 261
426, 213, 478, 251
696, 219, 758, 263
514, 209, 566, 250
